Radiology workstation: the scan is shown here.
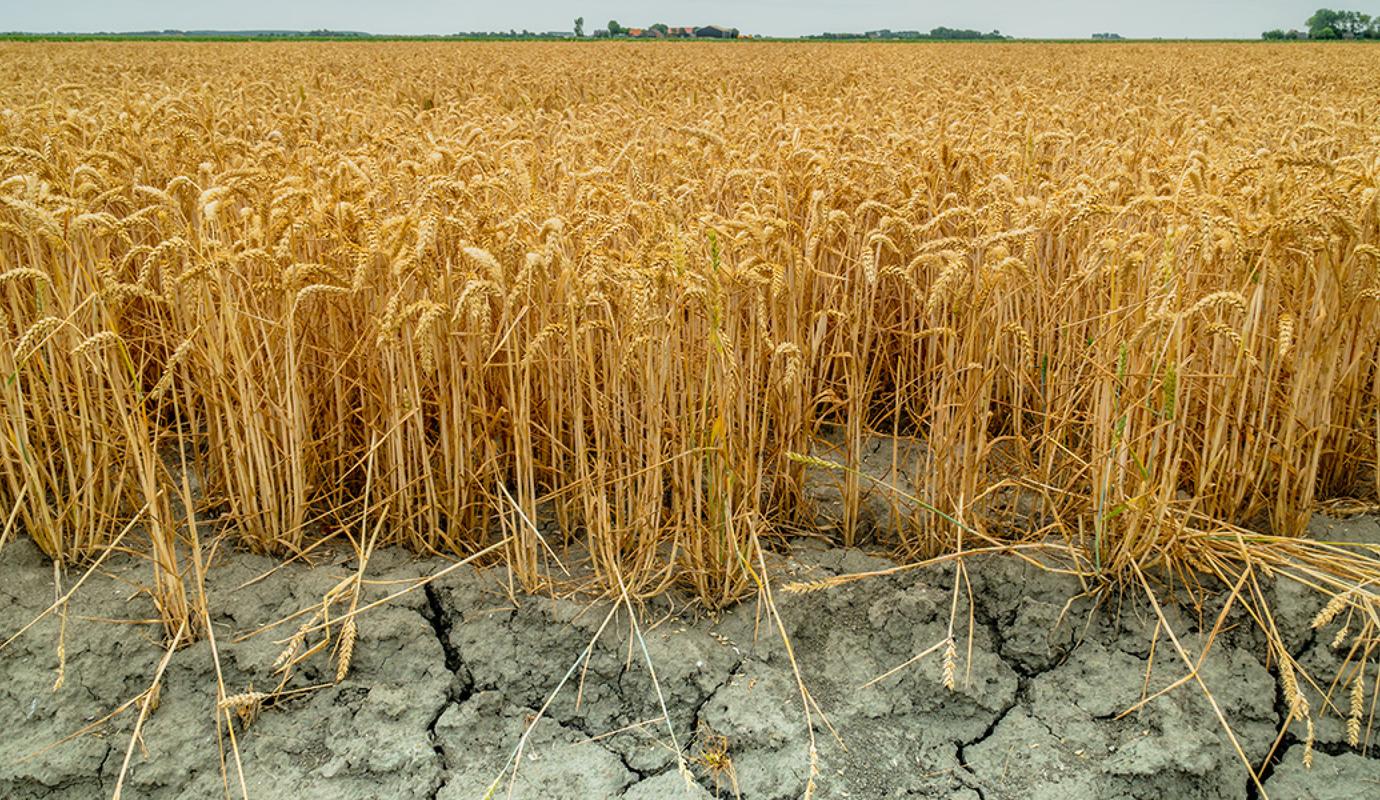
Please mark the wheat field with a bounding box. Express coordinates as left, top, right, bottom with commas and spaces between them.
1, 42, 1378, 640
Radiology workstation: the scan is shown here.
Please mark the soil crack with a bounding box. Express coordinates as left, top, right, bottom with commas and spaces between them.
422, 584, 470, 800
96, 741, 114, 795
422, 584, 465, 677
954, 671, 1030, 800
688, 655, 745, 737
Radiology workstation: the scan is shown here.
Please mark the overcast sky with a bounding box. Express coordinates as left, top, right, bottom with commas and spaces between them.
1, 1, 1341, 39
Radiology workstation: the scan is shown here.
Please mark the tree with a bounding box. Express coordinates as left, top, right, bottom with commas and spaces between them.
1307, 8, 1373, 38
651, 23, 669, 35
1338, 10, 1371, 36
1308, 8, 1336, 35
574, 17, 584, 37
1262, 29, 1288, 39
607, 20, 622, 36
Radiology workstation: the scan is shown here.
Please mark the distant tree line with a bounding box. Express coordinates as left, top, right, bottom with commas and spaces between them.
808, 27, 1008, 40
451, 31, 562, 38
67, 29, 375, 38
1264, 8, 1380, 39
33, 28, 585, 40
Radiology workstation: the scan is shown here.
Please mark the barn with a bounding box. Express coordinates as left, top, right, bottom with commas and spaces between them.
694, 25, 740, 38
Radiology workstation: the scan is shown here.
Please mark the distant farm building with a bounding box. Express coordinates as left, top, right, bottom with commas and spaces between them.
694, 25, 740, 38
604, 24, 742, 39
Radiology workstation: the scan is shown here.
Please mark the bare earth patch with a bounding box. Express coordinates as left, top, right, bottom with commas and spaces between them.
3, 514, 1379, 799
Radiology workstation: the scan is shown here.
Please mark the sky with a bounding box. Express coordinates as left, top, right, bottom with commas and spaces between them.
0, 1, 1342, 39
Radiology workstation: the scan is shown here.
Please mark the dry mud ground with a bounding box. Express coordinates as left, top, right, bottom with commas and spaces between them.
3, 516, 1380, 800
